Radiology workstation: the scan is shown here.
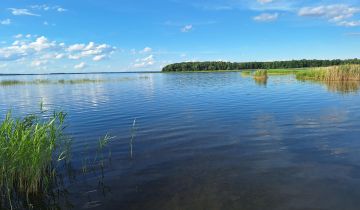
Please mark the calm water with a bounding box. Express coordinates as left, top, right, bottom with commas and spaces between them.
1, 72, 360, 210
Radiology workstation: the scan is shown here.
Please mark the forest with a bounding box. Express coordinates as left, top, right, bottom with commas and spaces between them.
162, 59, 360, 72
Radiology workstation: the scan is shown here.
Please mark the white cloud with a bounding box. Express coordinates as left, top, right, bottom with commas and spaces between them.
74, 62, 86, 69
67, 42, 116, 60
0, 19, 11, 25
337, 20, 360, 27
55, 53, 65, 59
0, 35, 116, 71
298, 4, 360, 22
9, 8, 40, 16
31, 60, 48, 67
254, 13, 279, 22
14, 34, 23, 39
68, 54, 81, 60
57, 8, 67, 12
181, 25, 193, 32
133, 55, 155, 68
140, 47, 152, 53
93, 54, 106, 61
257, 0, 273, 4
30, 5, 67, 12
29, 36, 56, 52
67, 44, 86, 52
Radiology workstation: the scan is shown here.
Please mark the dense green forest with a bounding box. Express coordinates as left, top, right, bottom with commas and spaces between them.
162, 59, 360, 72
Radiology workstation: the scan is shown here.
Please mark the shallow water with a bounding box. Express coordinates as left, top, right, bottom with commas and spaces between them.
1, 72, 360, 209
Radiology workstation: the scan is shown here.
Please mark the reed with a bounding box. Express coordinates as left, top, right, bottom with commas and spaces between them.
253, 69, 268, 78
0, 110, 69, 209
296, 65, 360, 81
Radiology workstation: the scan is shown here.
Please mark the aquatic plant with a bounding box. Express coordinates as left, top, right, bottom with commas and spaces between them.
254, 69, 268, 78
0, 77, 148, 86
267, 69, 307, 75
0, 80, 26, 86
296, 65, 360, 81
0, 110, 70, 209
241, 70, 252, 77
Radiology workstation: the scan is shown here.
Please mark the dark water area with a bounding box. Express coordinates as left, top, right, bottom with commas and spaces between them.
1, 72, 360, 209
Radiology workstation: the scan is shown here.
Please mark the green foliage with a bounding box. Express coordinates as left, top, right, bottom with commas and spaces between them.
162, 59, 360, 72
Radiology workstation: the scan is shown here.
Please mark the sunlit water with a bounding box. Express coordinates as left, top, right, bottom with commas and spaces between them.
1, 72, 360, 210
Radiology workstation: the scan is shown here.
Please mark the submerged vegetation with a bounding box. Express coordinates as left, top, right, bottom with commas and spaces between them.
162, 59, 360, 72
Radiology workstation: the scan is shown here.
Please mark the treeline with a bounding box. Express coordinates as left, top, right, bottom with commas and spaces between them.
162, 59, 360, 72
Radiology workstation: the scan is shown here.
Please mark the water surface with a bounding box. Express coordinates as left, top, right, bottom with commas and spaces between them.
1, 72, 360, 210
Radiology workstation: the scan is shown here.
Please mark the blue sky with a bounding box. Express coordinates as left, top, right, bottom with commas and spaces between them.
1, 0, 360, 73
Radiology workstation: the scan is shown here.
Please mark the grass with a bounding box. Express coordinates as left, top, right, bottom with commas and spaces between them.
296, 65, 360, 81
0, 109, 69, 209
267, 68, 308, 75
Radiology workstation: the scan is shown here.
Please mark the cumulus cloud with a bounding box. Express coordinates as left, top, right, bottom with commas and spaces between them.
0, 19, 11, 25
133, 55, 155, 68
9, 8, 40, 16
93, 54, 106, 61
254, 13, 279, 22
67, 44, 86, 52
74, 62, 86, 69
181, 25, 193, 32
298, 4, 360, 26
0, 35, 116, 71
67, 42, 116, 61
299, 4, 359, 21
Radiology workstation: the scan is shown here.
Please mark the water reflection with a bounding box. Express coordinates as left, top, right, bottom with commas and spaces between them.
323, 81, 360, 94
298, 80, 360, 94
254, 77, 268, 86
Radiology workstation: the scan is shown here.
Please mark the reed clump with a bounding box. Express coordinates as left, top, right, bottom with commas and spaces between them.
253, 69, 268, 79
0, 110, 70, 208
296, 65, 360, 81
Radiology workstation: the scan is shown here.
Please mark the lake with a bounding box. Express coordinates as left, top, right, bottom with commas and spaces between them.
1, 72, 360, 210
